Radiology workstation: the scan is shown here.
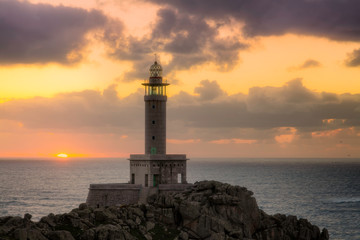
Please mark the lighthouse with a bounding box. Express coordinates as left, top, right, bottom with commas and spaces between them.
143, 61, 168, 155
129, 61, 188, 187
86, 60, 190, 207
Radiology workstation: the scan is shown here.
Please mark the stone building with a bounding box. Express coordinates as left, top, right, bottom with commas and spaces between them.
86, 61, 191, 207
129, 61, 188, 187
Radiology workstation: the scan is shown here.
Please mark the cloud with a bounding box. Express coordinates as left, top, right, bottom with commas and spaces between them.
274, 127, 297, 144
167, 139, 200, 144
0, 0, 110, 65
289, 59, 322, 71
144, 0, 360, 42
169, 79, 360, 134
246, 78, 319, 114
155, 8, 248, 72
209, 138, 256, 144
194, 80, 226, 101
106, 7, 247, 81
1, 79, 359, 145
0, 85, 143, 131
300, 59, 321, 69
345, 48, 360, 67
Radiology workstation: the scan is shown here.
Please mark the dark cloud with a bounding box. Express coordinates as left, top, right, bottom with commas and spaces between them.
0, 0, 109, 65
158, 8, 248, 71
111, 0, 360, 80
107, 7, 247, 81
156, 8, 216, 54
144, 0, 360, 42
345, 48, 360, 67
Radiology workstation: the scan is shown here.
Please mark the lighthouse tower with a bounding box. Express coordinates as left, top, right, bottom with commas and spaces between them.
129, 61, 188, 187
143, 61, 168, 155
86, 61, 189, 207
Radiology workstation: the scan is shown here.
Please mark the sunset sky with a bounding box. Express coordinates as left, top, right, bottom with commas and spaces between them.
0, 0, 360, 158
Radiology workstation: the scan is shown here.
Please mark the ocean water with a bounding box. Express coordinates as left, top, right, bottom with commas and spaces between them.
0, 158, 359, 240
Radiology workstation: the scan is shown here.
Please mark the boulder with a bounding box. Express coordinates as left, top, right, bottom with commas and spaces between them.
0, 181, 329, 240
47, 230, 75, 240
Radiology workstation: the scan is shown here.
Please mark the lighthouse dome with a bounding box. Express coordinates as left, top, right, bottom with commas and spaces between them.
149, 61, 162, 77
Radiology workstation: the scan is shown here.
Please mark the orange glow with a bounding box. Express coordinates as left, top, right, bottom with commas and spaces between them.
312, 128, 356, 138
322, 119, 346, 124
312, 129, 342, 138
1, 1, 360, 159
57, 153, 68, 158
274, 127, 298, 144
209, 138, 257, 144
275, 134, 296, 144
167, 139, 201, 144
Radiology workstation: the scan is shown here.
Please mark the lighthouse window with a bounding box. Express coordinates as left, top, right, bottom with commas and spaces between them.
152, 136, 155, 140
152, 120, 155, 124
151, 147, 157, 155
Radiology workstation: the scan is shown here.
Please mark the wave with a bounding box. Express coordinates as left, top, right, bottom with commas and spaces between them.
329, 197, 360, 203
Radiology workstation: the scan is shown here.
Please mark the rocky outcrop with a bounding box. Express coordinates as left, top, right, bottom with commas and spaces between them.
0, 181, 329, 240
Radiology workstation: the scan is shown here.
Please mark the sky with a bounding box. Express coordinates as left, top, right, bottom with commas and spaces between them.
0, 0, 360, 158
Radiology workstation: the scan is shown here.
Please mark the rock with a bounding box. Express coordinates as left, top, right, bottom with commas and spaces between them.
135, 216, 141, 225
0, 216, 23, 236
93, 208, 116, 224
178, 201, 201, 220
95, 224, 132, 240
47, 230, 75, 240
179, 231, 188, 240
40, 214, 57, 228
146, 221, 155, 231
321, 228, 329, 240
130, 207, 144, 218
144, 232, 153, 240
0, 181, 329, 240
24, 213, 32, 221
13, 228, 27, 240
80, 229, 95, 240
26, 229, 48, 240
78, 203, 88, 211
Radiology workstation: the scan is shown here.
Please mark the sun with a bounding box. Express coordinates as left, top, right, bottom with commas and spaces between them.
57, 153, 68, 158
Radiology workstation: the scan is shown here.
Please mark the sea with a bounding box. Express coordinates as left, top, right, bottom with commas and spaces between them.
0, 158, 359, 240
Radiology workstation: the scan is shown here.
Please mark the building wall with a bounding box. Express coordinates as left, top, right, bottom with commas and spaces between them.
145, 99, 166, 155
130, 159, 187, 187
86, 183, 141, 207
86, 183, 193, 207
150, 160, 187, 185
130, 160, 151, 186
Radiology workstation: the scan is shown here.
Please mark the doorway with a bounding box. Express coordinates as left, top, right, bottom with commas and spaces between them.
131, 174, 135, 184
153, 174, 159, 187
145, 174, 148, 187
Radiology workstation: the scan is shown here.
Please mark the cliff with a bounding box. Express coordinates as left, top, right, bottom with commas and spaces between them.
0, 181, 329, 240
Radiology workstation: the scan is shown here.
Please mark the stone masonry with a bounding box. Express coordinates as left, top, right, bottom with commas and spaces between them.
86, 61, 190, 207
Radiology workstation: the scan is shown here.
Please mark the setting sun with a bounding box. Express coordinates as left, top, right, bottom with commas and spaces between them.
57, 153, 68, 158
